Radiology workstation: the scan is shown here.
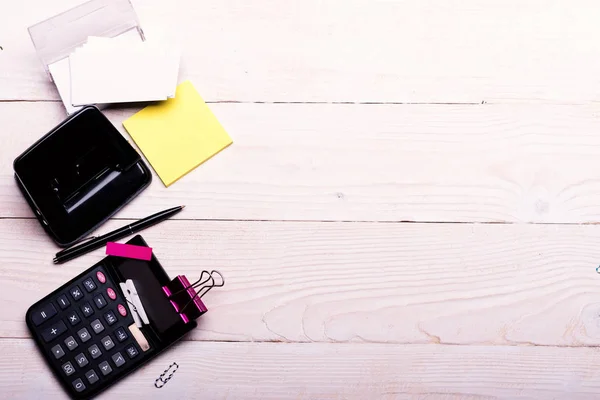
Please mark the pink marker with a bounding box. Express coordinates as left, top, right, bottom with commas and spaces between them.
106, 242, 152, 261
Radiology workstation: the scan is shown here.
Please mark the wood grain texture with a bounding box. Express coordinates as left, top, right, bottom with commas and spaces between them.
3, 0, 600, 103
4, 0, 600, 397
3, 218, 600, 346
4, 102, 600, 223
4, 338, 600, 399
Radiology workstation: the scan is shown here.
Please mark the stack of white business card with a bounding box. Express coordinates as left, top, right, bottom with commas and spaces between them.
48, 33, 180, 114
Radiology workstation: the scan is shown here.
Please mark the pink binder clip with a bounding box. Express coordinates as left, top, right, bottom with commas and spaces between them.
162, 270, 224, 323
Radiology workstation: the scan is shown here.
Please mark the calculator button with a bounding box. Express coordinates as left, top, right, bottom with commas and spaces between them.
125, 345, 138, 359
62, 361, 75, 376
57, 295, 70, 310
93, 294, 107, 309
51, 344, 65, 359
41, 320, 67, 342
88, 344, 102, 359
106, 287, 117, 300
99, 361, 112, 376
67, 311, 81, 326
96, 271, 106, 284
64, 336, 78, 351
83, 277, 96, 292
101, 335, 115, 351
77, 328, 92, 343
117, 303, 127, 317
104, 311, 117, 326
85, 369, 99, 384
31, 303, 57, 326
72, 378, 86, 393
115, 327, 128, 342
74, 352, 89, 368
111, 352, 126, 367
69, 286, 83, 301
90, 319, 104, 334
81, 303, 94, 317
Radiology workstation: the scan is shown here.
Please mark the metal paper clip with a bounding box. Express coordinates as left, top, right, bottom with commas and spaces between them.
155, 362, 179, 388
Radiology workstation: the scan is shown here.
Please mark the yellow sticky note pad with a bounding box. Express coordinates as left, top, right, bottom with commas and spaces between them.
123, 81, 233, 186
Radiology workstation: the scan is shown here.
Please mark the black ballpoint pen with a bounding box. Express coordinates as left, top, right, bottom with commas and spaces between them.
53, 205, 185, 264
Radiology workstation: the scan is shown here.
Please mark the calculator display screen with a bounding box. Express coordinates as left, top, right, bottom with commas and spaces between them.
114, 258, 182, 334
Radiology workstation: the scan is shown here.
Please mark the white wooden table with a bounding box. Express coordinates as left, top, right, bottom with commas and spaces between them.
3, 0, 600, 398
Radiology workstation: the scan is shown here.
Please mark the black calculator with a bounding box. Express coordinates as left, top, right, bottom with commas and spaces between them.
26, 236, 197, 399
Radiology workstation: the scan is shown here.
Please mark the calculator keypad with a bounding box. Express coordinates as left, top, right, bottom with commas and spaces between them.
67, 311, 81, 326
31, 303, 57, 326
111, 352, 126, 367
96, 271, 106, 283
51, 344, 65, 359
81, 303, 94, 317
88, 344, 102, 359
57, 295, 71, 310
77, 328, 92, 343
125, 345, 138, 359
101, 335, 115, 351
41, 320, 67, 342
104, 311, 117, 326
117, 303, 127, 317
93, 294, 107, 309
98, 361, 112, 376
106, 287, 117, 300
90, 319, 104, 334
75, 353, 89, 368
83, 278, 96, 292
70, 286, 84, 301
27, 265, 148, 397
85, 369, 99, 384
115, 327, 128, 342
62, 362, 76, 376
64, 336, 78, 351
72, 378, 86, 392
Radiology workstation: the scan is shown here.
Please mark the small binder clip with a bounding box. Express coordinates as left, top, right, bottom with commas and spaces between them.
120, 279, 149, 328
162, 270, 224, 324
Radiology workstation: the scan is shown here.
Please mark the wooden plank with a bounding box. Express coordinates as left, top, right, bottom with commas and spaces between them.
3, 0, 600, 103
2, 218, 600, 345
3, 338, 600, 399
4, 102, 600, 223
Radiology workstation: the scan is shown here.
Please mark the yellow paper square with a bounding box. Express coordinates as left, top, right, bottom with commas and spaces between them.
123, 81, 233, 186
